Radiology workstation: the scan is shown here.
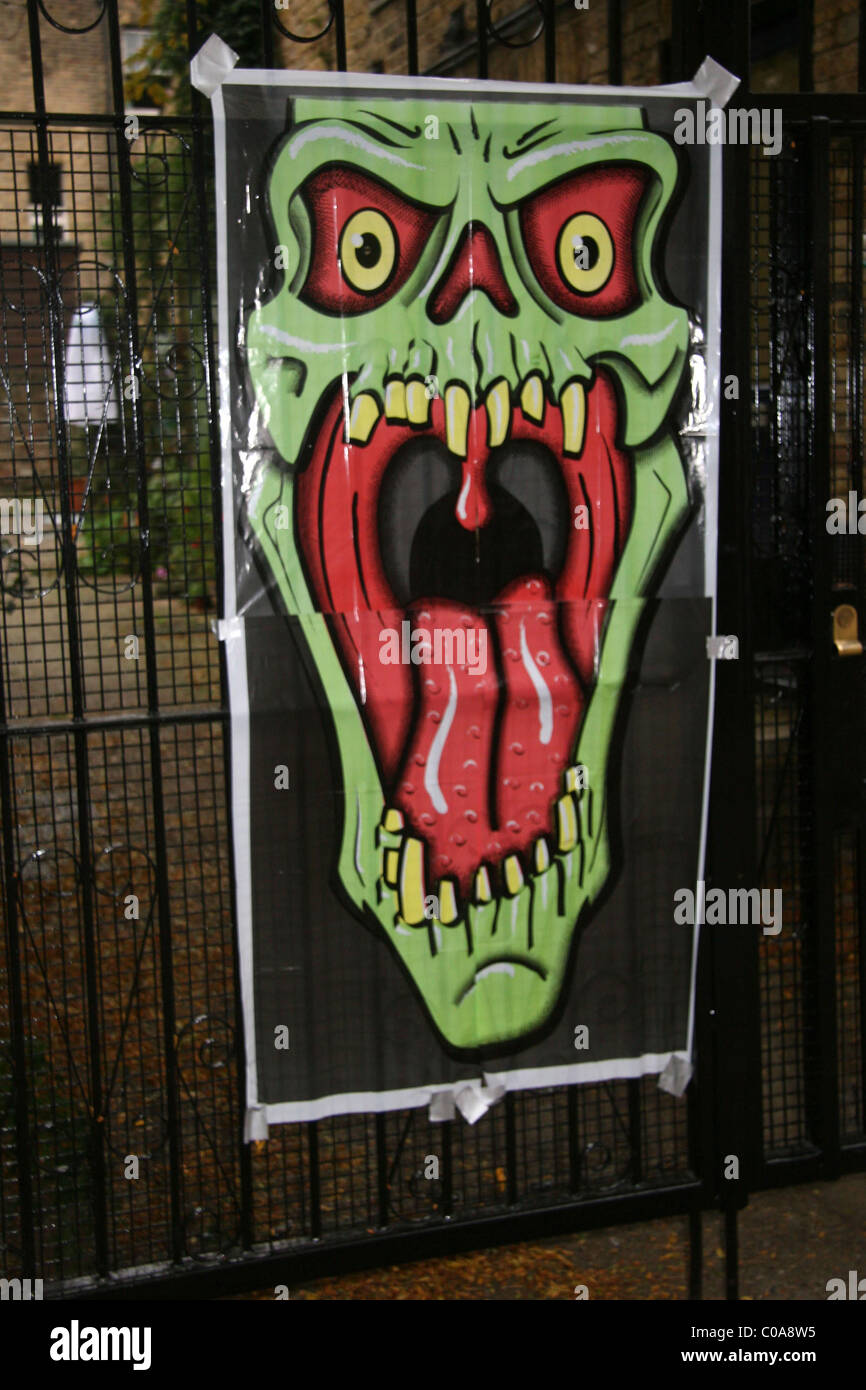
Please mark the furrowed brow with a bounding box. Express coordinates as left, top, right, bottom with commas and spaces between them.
505, 132, 657, 180
287, 123, 425, 170
506, 119, 560, 156
356, 110, 424, 145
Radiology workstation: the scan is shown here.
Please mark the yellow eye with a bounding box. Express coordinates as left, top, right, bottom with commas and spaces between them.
557, 214, 614, 294
338, 209, 396, 294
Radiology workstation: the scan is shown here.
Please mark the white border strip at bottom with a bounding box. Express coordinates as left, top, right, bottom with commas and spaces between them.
251, 1050, 691, 1127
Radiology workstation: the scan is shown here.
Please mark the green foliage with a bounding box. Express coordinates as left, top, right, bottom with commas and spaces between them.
126, 0, 264, 110
76, 445, 216, 604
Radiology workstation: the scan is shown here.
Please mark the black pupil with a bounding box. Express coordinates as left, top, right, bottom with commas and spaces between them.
574, 236, 599, 270
355, 231, 381, 268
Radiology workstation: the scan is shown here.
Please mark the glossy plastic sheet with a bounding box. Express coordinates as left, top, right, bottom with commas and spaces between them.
205, 59, 730, 1133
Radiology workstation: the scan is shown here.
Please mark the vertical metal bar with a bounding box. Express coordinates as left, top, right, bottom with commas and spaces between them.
851, 136, 863, 507
607, 0, 623, 85
674, 8, 756, 1312
857, 140, 866, 1138
543, 0, 556, 83
406, 0, 419, 76
475, 0, 488, 80
0, 713, 34, 1272
307, 1122, 322, 1238
805, 116, 841, 1177
335, 0, 348, 71
567, 1084, 580, 1192
375, 1113, 389, 1227
627, 1078, 642, 1183
688, 1211, 703, 1299
105, 0, 185, 1262
441, 1120, 453, 1217
858, 826, 866, 1132
261, 0, 276, 67
26, 0, 109, 1276
724, 1207, 739, 1301
185, 0, 254, 1254
710, 108, 760, 1296
504, 1093, 518, 1204
799, 0, 814, 92
853, 149, 865, 1126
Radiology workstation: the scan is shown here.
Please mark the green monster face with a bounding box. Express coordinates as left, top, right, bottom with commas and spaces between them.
244, 96, 690, 1052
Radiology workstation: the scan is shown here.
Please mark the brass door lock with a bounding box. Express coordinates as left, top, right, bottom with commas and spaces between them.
832, 604, 863, 656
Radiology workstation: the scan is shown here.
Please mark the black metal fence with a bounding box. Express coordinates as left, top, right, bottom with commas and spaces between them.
0, 0, 864, 1300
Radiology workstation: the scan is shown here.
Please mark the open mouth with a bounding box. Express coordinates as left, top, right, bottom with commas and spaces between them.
295, 369, 632, 924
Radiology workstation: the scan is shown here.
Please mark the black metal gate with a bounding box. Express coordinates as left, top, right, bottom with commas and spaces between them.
0, 0, 864, 1300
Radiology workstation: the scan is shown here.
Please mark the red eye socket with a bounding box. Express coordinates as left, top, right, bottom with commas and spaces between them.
299, 166, 437, 315
519, 164, 650, 318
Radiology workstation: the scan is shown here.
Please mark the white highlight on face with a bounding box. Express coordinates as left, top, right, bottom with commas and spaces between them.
354, 791, 364, 882
519, 618, 553, 745
258, 322, 359, 354
619, 318, 679, 348
286, 124, 425, 171
505, 132, 655, 181
424, 666, 457, 814
475, 962, 516, 983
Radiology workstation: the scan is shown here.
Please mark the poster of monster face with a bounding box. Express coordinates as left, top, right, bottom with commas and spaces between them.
208, 59, 727, 1134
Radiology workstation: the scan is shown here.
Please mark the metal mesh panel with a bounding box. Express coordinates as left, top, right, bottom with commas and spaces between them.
0, 0, 700, 1298
827, 134, 865, 1147
3, 0, 864, 1299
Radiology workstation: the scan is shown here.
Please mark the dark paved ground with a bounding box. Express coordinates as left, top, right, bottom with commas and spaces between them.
229, 1172, 866, 1299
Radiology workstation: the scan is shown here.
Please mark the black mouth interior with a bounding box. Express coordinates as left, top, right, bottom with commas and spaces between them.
379, 438, 569, 608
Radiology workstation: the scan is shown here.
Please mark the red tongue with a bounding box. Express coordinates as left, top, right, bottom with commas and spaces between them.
396, 579, 583, 892
294, 371, 631, 895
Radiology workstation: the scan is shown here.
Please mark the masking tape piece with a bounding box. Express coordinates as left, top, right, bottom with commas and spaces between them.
428, 1091, 456, 1123
191, 34, 240, 99
657, 1053, 693, 1098
244, 1104, 269, 1143
455, 1081, 506, 1125
692, 56, 740, 109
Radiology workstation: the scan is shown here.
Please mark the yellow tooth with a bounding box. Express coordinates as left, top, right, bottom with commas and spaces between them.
520, 373, 545, 423
348, 392, 380, 443
382, 807, 404, 833
384, 380, 407, 420
561, 381, 586, 456
438, 879, 459, 924
445, 383, 470, 456
533, 838, 550, 874
486, 379, 510, 447
383, 848, 400, 886
556, 795, 578, 851
474, 866, 492, 903
406, 379, 430, 425
398, 836, 426, 924
565, 764, 587, 795
504, 854, 524, 896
